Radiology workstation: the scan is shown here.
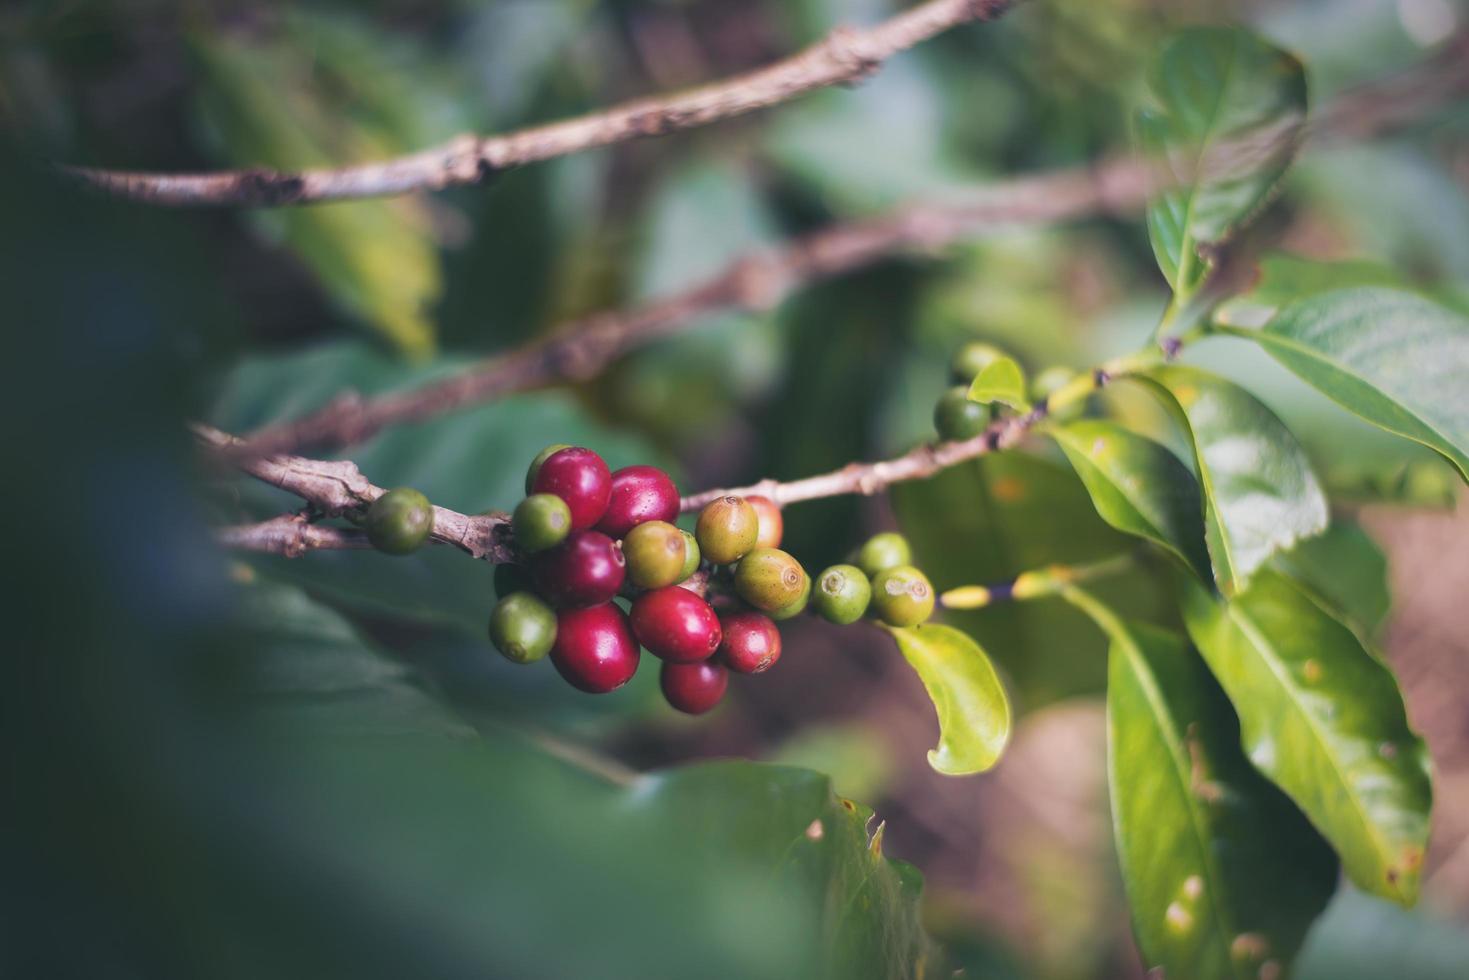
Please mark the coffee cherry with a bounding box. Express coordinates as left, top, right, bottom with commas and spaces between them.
1031, 366, 1077, 403
870, 565, 935, 627
531, 447, 611, 530
677, 530, 701, 583
525, 443, 572, 494
770, 573, 812, 621
550, 603, 640, 694
856, 532, 912, 579
747, 495, 784, 550
660, 660, 728, 715
934, 385, 991, 441
488, 592, 557, 664
718, 611, 782, 674
950, 341, 1005, 383
513, 493, 572, 554
734, 548, 808, 613
532, 529, 626, 607
812, 564, 871, 625
630, 586, 723, 663
696, 496, 759, 565
596, 465, 680, 538
365, 487, 434, 555
623, 520, 687, 589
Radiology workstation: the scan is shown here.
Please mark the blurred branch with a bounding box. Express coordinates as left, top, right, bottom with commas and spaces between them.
218, 35, 1469, 462
215, 513, 372, 557
56, 0, 1013, 207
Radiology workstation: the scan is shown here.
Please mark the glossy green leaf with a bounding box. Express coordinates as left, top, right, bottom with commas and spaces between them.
1067, 591, 1335, 979
1272, 522, 1390, 636
1051, 420, 1211, 582
1180, 570, 1433, 905
1138, 28, 1307, 294
1139, 366, 1328, 594
967, 356, 1030, 411
1214, 254, 1403, 329
884, 623, 1011, 775
1237, 287, 1469, 480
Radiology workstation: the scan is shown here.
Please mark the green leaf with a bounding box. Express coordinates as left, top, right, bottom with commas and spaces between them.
1138, 27, 1307, 294
884, 623, 1012, 775
1067, 591, 1335, 979
1214, 254, 1403, 329
967, 356, 1031, 411
1180, 569, 1433, 905
1234, 287, 1469, 481
1051, 420, 1211, 582
1271, 522, 1390, 636
1138, 366, 1328, 594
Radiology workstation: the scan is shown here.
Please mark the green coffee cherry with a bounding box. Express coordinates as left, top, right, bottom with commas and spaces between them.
734, 547, 808, 613
677, 529, 701, 583
365, 487, 434, 555
524, 443, 573, 495
870, 565, 935, 627
950, 342, 1005, 383
489, 592, 558, 664
933, 385, 991, 441
623, 520, 688, 589
513, 493, 572, 554
770, 574, 811, 621
696, 496, 760, 565
812, 564, 871, 625
1031, 366, 1077, 404
855, 532, 911, 579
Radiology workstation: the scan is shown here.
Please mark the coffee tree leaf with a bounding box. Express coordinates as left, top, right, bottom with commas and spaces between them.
884, 623, 1011, 775
1213, 254, 1403, 329
967, 356, 1030, 411
1180, 570, 1432, 905
1270, 522, 1390, 637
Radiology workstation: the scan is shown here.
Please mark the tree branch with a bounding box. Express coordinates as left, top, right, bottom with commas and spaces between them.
216, 513, 372, 557
58, 0, 1013, 207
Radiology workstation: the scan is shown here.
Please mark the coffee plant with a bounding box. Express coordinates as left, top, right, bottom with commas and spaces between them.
8, 2, 1469, 978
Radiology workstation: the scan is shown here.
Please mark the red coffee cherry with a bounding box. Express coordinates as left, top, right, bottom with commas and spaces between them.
660, 660, 728, 715
718, 611, 782, 674
531, 447, 611, 530
630, 586, 723, 663
596, 465, 680, 538
532, 529, 626, 607
550, 603, 640, 694
747, 495, 784, 550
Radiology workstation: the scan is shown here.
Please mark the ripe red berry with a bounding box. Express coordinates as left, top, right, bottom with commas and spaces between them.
596, 465, 680, 538
747, 495, 784, 550
660, 660, 728, 715
550, 603, 640, 694
531, 447, 611, 530
630, 586, 723, 663
532, 529, 625, 607
718, 611, 782, 674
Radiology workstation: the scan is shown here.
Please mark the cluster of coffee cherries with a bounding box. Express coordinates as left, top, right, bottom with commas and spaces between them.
483, 444, 938, 714
931, 340, 1078, 441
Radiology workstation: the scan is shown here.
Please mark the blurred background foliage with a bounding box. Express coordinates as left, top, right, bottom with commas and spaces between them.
3, 0, 1468, 976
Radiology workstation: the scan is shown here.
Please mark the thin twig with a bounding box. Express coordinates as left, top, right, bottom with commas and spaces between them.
216, 512, 372, 557
218, 36, 1469, 462
58, 0, 1012, 207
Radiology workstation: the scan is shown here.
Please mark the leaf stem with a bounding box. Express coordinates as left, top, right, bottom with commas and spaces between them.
940, 552, 1137, 610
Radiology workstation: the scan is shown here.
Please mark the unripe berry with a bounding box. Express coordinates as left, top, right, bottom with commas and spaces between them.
531, 447, 611, 530
596, 465, 680, 538
950, 341, 1005, 383
532, 529, 625, 607
696, 496, 759, 565
1031, 366, 1077, 403
870, 565, 935, 627
630, 586, 723, 663
488, 592, 557, 664
365, 487, 434, 555
623, 520, 687, 589
933, 385, 991, 441
550, 603, 640, 693
734, 548, 808, 613
513, 493, 572, 553
747, 495, 784, 550
770, 574, 811, 621
812, 564, 871, 625
855, 532, 911, 579
525, 443, 572, 494
677, 529, 701, 583
718, 611, 782, 674
660, 660, 728, 715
